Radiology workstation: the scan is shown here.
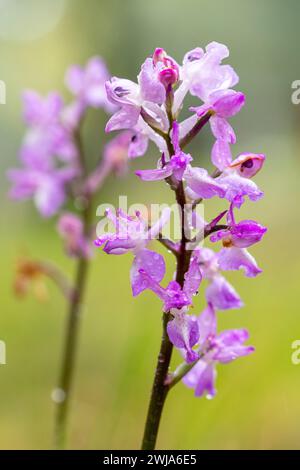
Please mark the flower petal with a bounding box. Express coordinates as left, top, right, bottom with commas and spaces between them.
210, 116, 236, 143
138, 58, 166, 104
213, 329, 255, 363
135, 166, 173, 181
184, 257, 202, 300
211, 139, 232, 171
206, 275, 243, 310
197, 303, 217, 343
217, 172, 264, 208
167, 310, 199, 363
105, 105, 140, 132
185, 166, 225, 199
212, 90, 245, 118
217, 247, 262, 277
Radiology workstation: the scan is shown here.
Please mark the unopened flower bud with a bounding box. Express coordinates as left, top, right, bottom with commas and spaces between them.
152, 48, 180, 89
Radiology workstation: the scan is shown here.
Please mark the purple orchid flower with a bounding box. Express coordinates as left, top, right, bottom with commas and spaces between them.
210, 204, 267, 248
132, 255, 202, 312
177, 304, 254, 397
105, 54, 170, 133
176, 152, 264, 209
95, 207, 171, 254
173, 42, 239, 114
94, 206, 196, 311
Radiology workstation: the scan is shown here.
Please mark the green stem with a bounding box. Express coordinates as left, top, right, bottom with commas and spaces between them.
53, 127, 92, 449
141, 177, 189, 450
54, 201, 92, 450
141, 313, 174, 450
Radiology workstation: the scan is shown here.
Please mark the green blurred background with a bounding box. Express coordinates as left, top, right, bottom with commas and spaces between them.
0, 0, 300, 450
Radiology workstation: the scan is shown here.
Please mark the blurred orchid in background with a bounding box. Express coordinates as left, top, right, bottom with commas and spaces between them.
7, 56, 131, 450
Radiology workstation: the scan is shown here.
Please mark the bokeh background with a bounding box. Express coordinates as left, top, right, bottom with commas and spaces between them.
0, 0, 300, 450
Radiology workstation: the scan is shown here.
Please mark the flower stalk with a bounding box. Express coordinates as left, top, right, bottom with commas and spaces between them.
141, 149, 191, 450
54, 205, 92, 450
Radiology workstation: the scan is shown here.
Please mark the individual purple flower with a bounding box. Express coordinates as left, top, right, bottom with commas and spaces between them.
164, 145, 263, 211
210, 204, 267, 248
196, 248, 243, 310
65, 56, 115, 116
57, 212, 91, 258
105, 54, 170, 133
173, 42, 239, 114
130, 248, 167, 296
181, 304, 254, 397
95, 205, 189, 309
135, 121, 192, 182
95, 207, 171, 254
7, 165, 77, 218
133, 256, 202, 312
